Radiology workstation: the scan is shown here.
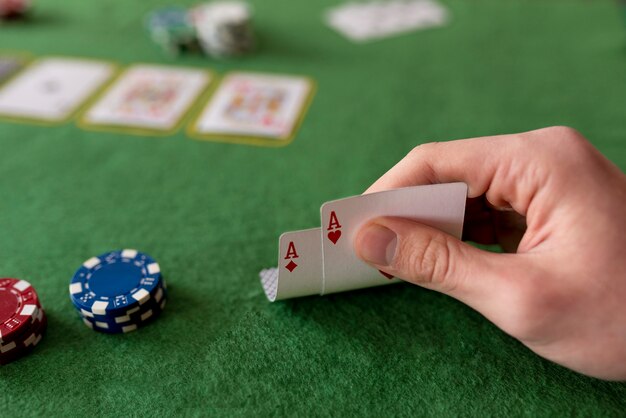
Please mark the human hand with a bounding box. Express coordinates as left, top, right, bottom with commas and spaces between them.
354, 127, 626, 380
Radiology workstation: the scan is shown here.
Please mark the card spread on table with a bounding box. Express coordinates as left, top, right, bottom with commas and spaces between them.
260, 183, 468, 301
325, 0, 449, 42
81, 64, 211, 132
0, 58, 115, 122
190, 72, 313, 142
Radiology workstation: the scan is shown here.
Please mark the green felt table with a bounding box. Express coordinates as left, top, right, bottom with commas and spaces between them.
1, 0, 626, 416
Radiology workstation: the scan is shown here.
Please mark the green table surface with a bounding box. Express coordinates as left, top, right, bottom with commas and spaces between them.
1, 0, 625, 416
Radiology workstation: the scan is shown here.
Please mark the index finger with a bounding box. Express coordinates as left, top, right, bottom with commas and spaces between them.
364, 130, 548, 215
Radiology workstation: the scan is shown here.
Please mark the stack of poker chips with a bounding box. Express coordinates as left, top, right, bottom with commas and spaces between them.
145, 6, 199, 56
0, 0, 31, 19
69, 250, 167, 334
190, 1, 255, 58
0, 278, 47, 365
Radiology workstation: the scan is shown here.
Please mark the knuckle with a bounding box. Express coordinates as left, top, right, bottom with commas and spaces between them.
546, 125, 582, 139
407, 144, 423, 158
418, 235, 443, 282
516, 126, 592, 175
408, 142, 439, 159
407, 143, 439, 182
501, 279, 565, 341
397, 233, 458, 292
529, 125, 577, 137
537, 126, 588, 150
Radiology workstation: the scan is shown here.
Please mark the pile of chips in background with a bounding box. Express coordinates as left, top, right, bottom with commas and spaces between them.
69, 249, 167, 334
0, 278, 47, 365
145, 6, 199, 56
146, 1, 254, 58
190, 1, 254, 58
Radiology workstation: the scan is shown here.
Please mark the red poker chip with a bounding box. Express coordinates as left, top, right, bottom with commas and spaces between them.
0, 299, 44, 345
0, 308, 47, 365
0, 278, 42, 344
0, 0, 30, 18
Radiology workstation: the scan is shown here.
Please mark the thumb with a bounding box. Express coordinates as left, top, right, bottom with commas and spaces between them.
354, 216, 516, 308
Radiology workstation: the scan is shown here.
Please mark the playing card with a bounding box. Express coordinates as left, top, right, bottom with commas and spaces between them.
260, 228, 323, 301
320, 183, 467, 294
189, 72, 314, 144
325, 0, 449, 42
0, 56, 25, 84
0, 57, 115, 122
81, 65, 211, 132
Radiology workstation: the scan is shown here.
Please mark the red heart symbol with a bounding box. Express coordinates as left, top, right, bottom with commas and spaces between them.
378, 270, 394, 280
327, 230, 341, 244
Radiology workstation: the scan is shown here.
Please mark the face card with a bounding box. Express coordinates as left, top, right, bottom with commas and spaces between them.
190, 72, 313, 142
82, 65, 211, 132
0, 58, 115, 122
0, 56, 25, 84
260, 228, 323, 301
326, 0, 449, 42
320, 183, 467, 295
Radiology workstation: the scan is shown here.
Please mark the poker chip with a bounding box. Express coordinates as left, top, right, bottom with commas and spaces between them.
1, 278, 41, 343
145, 6, 198, 55
79, 283, 167, 329
190, 1, 255, 58
81, 298, 167, 334
69, 250, 167, 334
0, 308, 46, 364
0, 0, 31, 19
0, 278, 47, 365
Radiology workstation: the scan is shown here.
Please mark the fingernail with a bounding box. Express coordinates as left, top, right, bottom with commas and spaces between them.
356, 223, 397, 266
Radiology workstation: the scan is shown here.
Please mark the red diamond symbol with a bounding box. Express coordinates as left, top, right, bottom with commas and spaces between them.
286, 260, 298, 272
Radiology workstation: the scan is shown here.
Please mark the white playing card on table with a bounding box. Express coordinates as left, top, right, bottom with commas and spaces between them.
0, 57, 115, 122
320, 183, 467, 295
325, 0, 449, 42
81, 64, 211, 131
190, 72, 313, 141
260, 228, 323, 301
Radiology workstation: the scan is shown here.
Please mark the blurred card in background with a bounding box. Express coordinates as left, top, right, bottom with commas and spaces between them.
0, 55, 26, 84
189, 72, 314, 144
325, 0, 449, 42
81, 64, 211, 133
0, 57, 114, 123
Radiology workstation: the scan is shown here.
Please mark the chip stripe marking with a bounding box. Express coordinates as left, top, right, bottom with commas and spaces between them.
13, 280, 30, 292
121, 249, 138, 259
83, 257, 100, 269
132, 288, 150, 304
81, 309, 94, 318
92, 301, 109, 315
69, 282, 83, 295
147, 263, 160, 275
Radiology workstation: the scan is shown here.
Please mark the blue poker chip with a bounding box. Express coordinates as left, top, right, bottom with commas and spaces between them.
146, 6, 189, 27
69, 250, 162, 316
78, 281, 167, 325
81, 297, 167, 334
